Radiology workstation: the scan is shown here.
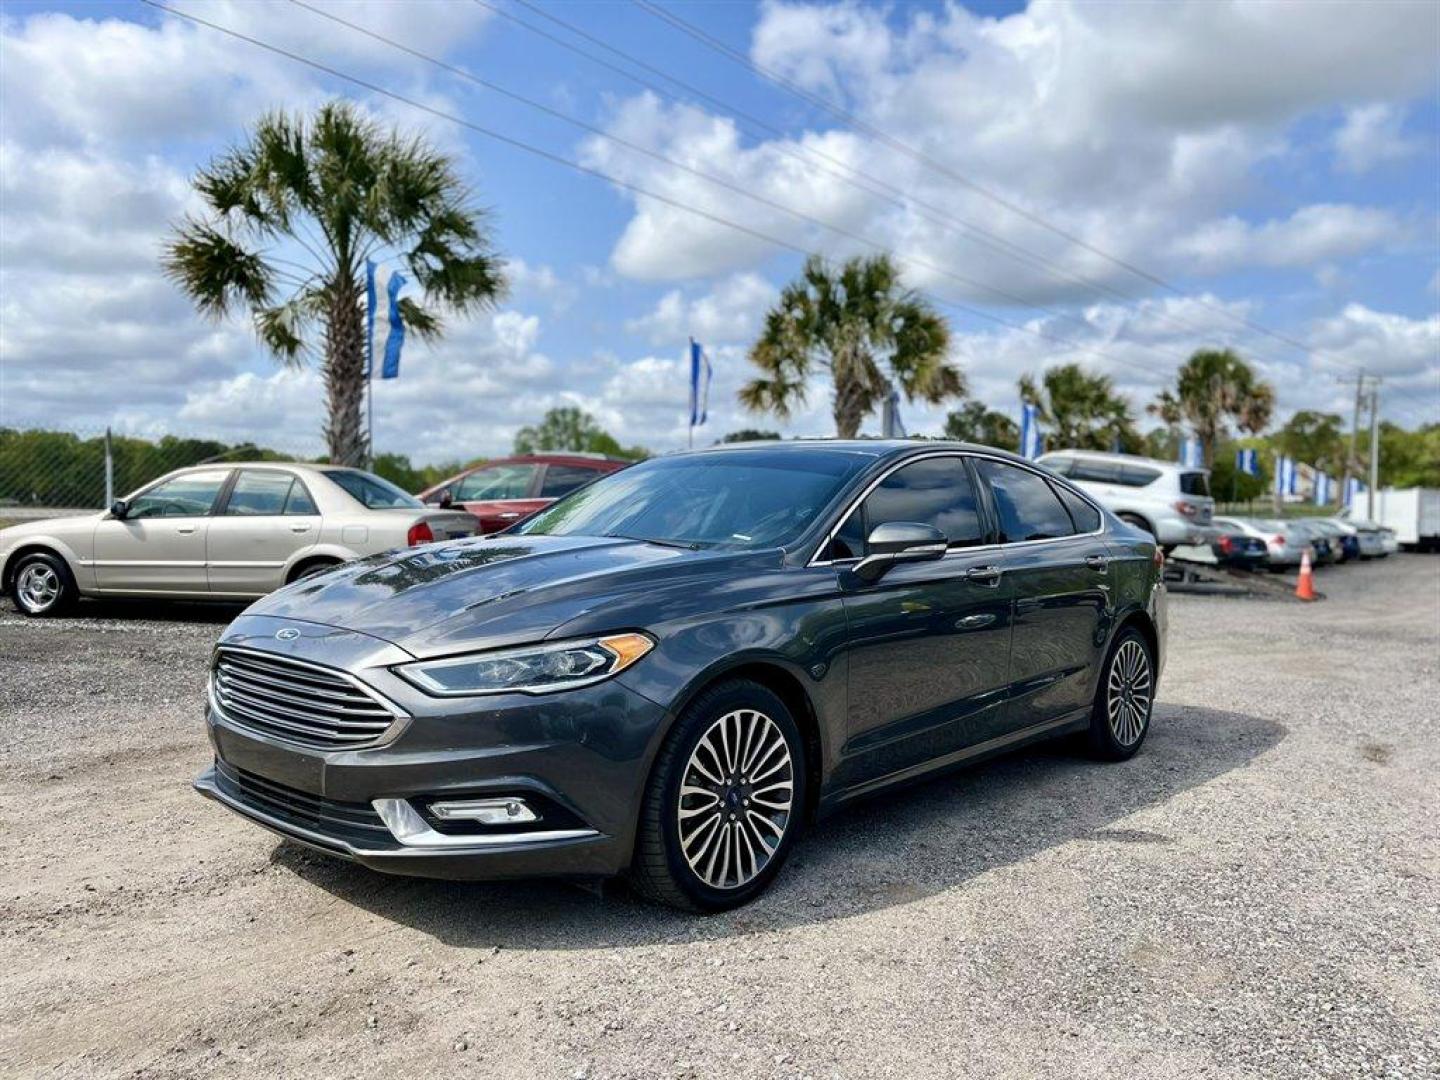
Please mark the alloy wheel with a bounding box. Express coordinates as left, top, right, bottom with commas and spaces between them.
17, 563, 61, 614
1106, 639, 1152, 747
677, 708, 794, 890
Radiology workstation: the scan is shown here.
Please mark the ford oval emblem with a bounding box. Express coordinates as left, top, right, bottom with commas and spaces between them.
275, 627, 301, 641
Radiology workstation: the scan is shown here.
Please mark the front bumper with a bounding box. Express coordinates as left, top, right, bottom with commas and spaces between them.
196, 615, 671, 881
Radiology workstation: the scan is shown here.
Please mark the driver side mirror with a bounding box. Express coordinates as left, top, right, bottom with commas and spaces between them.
109, 499, 129, 520
852, 521, 947, 582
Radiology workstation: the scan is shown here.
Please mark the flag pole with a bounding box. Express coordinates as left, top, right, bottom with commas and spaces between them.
687, 337, 694, 450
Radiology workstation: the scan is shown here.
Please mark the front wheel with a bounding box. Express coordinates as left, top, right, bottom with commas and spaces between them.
10, 552, 77, 617
1087, 627, 1155, 761
630, 680, 806, 913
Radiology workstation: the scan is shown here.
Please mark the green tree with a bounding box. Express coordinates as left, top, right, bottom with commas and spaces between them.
1274, 411, 1345, 472
740, 254, 961, 438
942, 400, 1019, 449
1017, 363, 1138, 452
514, 406, 647, 460
719, 429, 781, 443
163, 102, 507, 466
1149, 348, 1275, 468
1378, 422, 1440, 487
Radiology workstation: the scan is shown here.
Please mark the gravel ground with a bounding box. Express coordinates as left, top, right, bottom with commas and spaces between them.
1, 556, 1436, 1079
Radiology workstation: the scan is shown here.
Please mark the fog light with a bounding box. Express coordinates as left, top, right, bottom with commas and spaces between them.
429, 798, 539, 825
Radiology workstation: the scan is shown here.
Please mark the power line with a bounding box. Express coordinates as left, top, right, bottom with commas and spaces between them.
489, 0, 1240, 347
142, 0, 1195, 385
631, 0, 1362, 374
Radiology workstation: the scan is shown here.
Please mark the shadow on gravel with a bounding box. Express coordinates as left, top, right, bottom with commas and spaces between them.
274, 705, 1284, 947
60, 598, 247, 624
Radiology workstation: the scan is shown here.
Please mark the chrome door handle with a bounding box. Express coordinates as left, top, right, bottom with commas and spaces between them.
290, 524, 311, 533
965, 565, 1002, 586
176, 525, 196, 535
497, 512, 521, 520
955, 613, 997, 630
1085, 554, 1109, 571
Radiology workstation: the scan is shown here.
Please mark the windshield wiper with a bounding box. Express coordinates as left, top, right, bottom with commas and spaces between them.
602, 533, 705, 551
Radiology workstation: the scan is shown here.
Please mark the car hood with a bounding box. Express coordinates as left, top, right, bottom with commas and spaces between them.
0, 512, 101, 546
242, 533, 749, 657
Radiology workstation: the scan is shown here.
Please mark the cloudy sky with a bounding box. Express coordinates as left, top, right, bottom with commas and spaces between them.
1, 0, 1436, 464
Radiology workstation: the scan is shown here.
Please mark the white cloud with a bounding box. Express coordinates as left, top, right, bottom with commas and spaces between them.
625, 272, 778, 346
1170, 205, 1409, 275
1333, 104, 1422, 173
588, 1, 1437, 298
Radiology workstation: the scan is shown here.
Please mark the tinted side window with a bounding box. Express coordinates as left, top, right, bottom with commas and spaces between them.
1117, 464, 1162, 487
540, 465, 600, 498
977, 460, 1075, 543
224, 471, 294, 516
1040, 456, 1074, 477
128, 470, 230, 519
1055, 484, 1101, 533
1070, 459, 1119, 483
1179, 471, 1210, 497
284, 479, 318, 515
862, 457, 985, 549
456, 464, 538, 501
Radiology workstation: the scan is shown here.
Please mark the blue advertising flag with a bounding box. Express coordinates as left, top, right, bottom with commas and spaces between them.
1019, 402, 1042, 459
688, 338, 711, 428
1235, 448, 1259, 476
1344, 476, 1364, 510
380, 270, 406, 379
1179, 437, 1203, 468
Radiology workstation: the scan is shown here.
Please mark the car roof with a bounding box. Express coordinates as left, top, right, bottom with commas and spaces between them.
677, 437, 1037, 466
1039, 448, 1193, 470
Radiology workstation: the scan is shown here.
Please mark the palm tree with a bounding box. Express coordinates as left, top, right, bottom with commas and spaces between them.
1018, 363, 1138, 452
740, 254, 961, 438
1149, 348, 1275, 467
943, 399, 1019, 450
163, 102, 507, 466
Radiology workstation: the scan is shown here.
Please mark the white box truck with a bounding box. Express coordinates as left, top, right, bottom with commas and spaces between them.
1360, 488, 1440, 550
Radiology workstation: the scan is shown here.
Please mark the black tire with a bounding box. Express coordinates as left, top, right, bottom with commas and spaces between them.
629, 679, 807, 913
1086, 627, 1155, 761
9, 551, 78, 617
288, 558, 340, 584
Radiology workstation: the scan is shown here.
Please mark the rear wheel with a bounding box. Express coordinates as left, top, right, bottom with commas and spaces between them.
630, 679, 806, 913
1087, 627, 1154, 761
10, 551, 77, 617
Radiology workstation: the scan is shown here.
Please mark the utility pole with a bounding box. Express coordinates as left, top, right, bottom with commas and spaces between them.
1342, 372, 1366, 504
1367, 381, 1381, 520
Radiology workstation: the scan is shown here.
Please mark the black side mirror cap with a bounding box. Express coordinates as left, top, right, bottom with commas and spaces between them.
109, 499, 129, 520
438, 491, 455, 509
853, 521, 947, 582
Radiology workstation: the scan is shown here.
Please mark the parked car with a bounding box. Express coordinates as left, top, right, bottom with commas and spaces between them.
1037, 450, 1215, 551
1341, 518, 1389, 559
1380, 527, 1400, 555
1306, 518, 1359, 562
1211, 516, 1309, 570
1288, 520, 1336, 566
1, 464, 478, 616
1211, 531, 1268, 569
1349, 487, 1440, 551
418, 454, 629, 533
195, 440, 1167, 912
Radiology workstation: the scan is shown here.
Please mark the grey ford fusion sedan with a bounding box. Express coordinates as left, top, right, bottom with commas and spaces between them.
197, 440, 1166, 912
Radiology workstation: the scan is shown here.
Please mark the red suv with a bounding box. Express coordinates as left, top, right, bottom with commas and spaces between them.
417, 454, 630, 533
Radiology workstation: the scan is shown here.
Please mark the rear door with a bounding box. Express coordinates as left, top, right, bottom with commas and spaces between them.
206, 469, 320, 595
92, 469, 231, 593
454, 462, 544, 532
974, 459, 1112, 733
835, 455, 1015, 789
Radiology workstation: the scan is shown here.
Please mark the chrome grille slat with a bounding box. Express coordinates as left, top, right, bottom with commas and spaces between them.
216, 661, 380, 706
215, 672, 391, 722
213, 648, 402, 750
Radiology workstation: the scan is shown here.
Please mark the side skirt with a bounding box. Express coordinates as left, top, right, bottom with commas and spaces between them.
816, 707, 1091, 818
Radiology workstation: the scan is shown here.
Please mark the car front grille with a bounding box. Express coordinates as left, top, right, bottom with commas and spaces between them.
212, 759, 395, 850
212, 648, 400, 750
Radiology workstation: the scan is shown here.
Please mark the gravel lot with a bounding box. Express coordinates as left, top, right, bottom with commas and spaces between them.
2, 556, 1437, 1079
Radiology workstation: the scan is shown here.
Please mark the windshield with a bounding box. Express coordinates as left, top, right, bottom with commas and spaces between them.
515, 448, 866, 550
323, 468, 425, 510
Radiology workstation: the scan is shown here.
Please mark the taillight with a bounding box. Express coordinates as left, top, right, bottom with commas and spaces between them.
1153, 547, 1165, 572
1270, 535, 1285, 547
1218, 536, 1234, 554
1174, 500, 1198, 518
407, 521, 435, 547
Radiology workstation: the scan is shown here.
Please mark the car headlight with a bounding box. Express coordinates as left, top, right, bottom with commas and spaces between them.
395, 633, 654, 697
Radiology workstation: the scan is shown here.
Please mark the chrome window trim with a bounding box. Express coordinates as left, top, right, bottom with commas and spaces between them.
807, 449, 1106, 568
211, 644, 410, 750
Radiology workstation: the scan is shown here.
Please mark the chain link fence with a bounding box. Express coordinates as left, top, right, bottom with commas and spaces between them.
0, 427, 327, 522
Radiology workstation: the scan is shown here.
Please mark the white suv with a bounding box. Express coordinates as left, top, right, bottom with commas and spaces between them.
1038, 450, 1216, 550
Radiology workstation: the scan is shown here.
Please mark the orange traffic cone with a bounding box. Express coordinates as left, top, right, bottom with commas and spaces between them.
1295, 548, 1316, 601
